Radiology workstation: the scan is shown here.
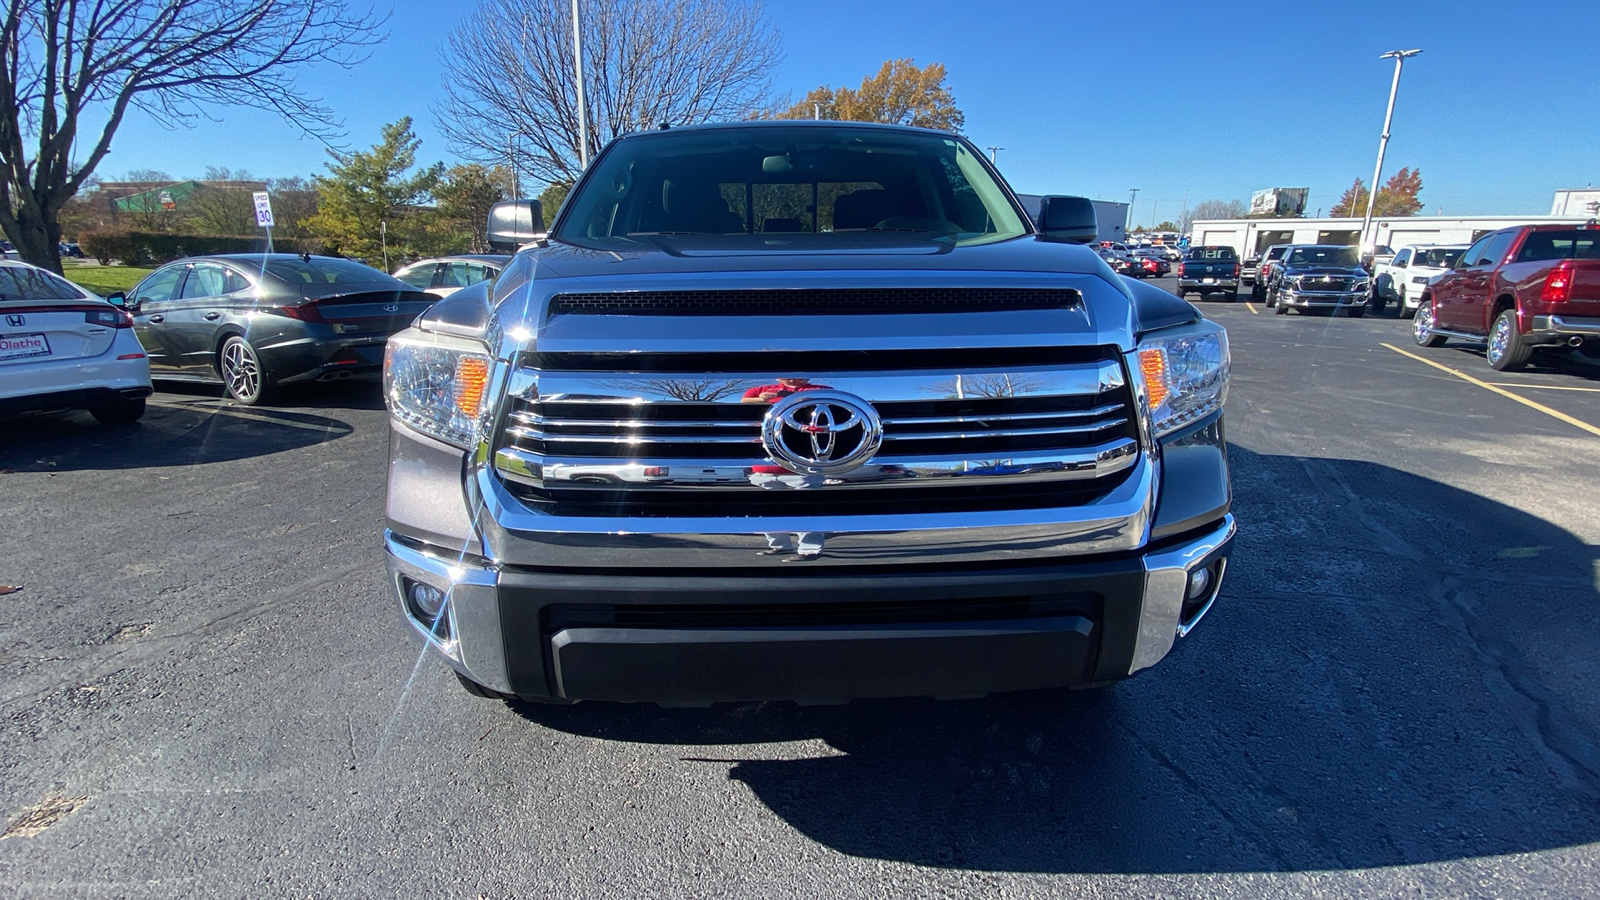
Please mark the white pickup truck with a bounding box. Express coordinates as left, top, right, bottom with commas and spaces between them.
1372, 244, 1469, 317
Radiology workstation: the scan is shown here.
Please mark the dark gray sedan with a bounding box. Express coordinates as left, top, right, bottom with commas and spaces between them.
111, 254, 437, 405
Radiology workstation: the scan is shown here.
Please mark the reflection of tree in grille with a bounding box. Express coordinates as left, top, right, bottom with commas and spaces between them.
609, 378, 748, 402
927, 374, 1046, 399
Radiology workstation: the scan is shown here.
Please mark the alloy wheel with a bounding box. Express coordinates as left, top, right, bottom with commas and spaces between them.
1414, 306, 1433, 343
1489, 314, 1511, 365
222, 339, 262, 403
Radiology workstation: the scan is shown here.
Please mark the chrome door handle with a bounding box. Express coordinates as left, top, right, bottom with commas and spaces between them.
203, 312, 222, 321
149, 314, 164, 323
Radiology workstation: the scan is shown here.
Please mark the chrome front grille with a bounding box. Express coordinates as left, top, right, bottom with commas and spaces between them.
493, 349, 1142, 516
1294, 275, 1357, 292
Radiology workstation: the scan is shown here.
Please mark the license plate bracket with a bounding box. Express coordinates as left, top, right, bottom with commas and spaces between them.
0, 332, 51, 363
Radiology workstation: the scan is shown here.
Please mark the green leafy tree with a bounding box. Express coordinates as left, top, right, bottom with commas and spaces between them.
538, 181, 573, 229
436, 163, 515, 252
306, 118, 444, 267
777, 59, 964, 131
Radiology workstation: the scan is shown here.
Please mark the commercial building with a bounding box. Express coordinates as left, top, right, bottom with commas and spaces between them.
1188, 214, 1592, 258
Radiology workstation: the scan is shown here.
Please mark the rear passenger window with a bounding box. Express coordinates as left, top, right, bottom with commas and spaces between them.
1517, 231, 1600, 262
179, 264, 230, 299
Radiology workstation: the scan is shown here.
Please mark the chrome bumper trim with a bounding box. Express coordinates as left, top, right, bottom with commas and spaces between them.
1528, 315, 1600, 341
1129, 515, 1235, 674
475, 454, 1158, 568
494, 436, 1140, 489
1279, 290, 1367, 306
384, 532, 510, 693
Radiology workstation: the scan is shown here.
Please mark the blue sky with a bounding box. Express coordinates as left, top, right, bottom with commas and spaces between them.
95, 0, 1600, 224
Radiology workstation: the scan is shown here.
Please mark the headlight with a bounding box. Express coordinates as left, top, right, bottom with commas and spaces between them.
384, 330, 493, 448
1352, 280, 1370, 293
1134, 325, 1230, 439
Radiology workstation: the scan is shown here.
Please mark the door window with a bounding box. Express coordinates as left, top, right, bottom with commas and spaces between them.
1477, 233, 1517, 268
441, 263, 488, 288
1392, 249, 1411, 268
397, 263, 439, 289
178, 263, 233, 299
132, 266, 184, 305
1458, 236, 1493, 268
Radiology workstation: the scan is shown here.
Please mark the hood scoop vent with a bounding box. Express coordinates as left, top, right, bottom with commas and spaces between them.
547, 287, 1082, 317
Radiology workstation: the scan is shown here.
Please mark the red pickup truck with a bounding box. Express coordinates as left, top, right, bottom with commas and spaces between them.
1413, 224, 1600, 370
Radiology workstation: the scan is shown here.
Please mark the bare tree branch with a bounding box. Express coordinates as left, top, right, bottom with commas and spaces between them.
435, 0, 781, 189
0, 0, 386, 272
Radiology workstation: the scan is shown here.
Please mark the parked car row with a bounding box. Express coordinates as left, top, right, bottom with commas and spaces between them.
0, 251, 511, 420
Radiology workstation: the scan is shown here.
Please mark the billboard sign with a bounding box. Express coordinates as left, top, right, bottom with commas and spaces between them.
1250, 187, 1309, 218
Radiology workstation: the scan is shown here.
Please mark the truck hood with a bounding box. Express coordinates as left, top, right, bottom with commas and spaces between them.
526, 233, 1107, 279
418, 234, 1201, 353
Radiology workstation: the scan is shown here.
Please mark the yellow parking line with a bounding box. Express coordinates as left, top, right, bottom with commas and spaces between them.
1244, 301, 1259, 315
1381, 343, 1600, 438
1485, 382, 1600, 393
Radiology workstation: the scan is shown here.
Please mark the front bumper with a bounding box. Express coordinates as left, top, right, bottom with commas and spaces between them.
1278, 289, 1368, 309
385, 514, 1235, 702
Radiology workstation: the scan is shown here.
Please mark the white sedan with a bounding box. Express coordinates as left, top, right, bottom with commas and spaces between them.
0, 260, 152, 424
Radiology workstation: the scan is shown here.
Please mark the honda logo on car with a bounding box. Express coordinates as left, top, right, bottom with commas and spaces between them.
6, 314, 23, 326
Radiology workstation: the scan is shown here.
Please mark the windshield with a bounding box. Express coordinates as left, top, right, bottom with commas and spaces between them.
0, 265, 87, 301
553, 126, 1029, 248
1415, 247, 1467, 268
1286, 246, 1360, 267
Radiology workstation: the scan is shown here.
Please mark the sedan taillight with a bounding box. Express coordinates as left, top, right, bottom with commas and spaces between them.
278, 302, 326, 323
85, 308, 132, 328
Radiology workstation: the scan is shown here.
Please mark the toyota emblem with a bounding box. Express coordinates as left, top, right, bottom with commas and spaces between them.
761, 390, 883, 475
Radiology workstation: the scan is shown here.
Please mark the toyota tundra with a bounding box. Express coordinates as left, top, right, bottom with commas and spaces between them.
381, 121, 1234, 705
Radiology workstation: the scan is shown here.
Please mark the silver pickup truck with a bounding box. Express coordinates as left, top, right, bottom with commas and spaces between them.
381, 121, 1234, 705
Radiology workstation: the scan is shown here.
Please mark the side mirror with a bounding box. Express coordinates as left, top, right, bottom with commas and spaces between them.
1037, 195, 1098, 244
486, 199, 546, 252
105, 291, 129, 308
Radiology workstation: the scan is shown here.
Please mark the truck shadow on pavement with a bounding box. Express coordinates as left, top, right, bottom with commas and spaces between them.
510, 445, 1600, 874
0, 393, 353, 472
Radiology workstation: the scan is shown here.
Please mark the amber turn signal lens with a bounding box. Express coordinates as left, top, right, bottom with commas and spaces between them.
1138, 348, 1169, 409
453, 356, 490, 418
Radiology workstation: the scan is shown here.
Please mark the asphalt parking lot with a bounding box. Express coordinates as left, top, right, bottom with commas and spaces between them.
5, 278, 1600, 898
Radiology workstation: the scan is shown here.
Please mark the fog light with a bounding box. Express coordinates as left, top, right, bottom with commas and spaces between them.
1186, 567, 1213, 601
404, 579, 450, 635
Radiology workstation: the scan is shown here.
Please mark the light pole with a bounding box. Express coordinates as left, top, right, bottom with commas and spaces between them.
986, 146, 1004, 164
1359, 49, 1421, 252
572, 0, 589, 169
1127, 188, 1139, 234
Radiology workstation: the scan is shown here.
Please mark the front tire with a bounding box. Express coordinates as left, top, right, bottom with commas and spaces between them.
1413, 301, 1448, 347
220, 336, 278, 406
1487, 308, 1532, 371
1349, 306, 1366, 318
90, 398, 145, 425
